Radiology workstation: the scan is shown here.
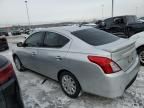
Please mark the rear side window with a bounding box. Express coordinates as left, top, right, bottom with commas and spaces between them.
44, 32, 69, 48
72, 28, 119, 46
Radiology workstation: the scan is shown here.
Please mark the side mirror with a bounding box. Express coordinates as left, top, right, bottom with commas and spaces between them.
17, 42, 23, 47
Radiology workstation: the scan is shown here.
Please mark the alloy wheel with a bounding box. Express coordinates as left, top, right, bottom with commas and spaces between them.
61, 75, 77, 95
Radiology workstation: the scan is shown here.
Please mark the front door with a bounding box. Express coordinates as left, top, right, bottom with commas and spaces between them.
37, 31, 70, 79
19, 32, 45, 72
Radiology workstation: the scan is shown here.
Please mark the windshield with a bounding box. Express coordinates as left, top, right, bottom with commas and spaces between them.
71, 28, 119, 46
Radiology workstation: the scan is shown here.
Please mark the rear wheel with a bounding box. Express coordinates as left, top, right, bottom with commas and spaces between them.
137, 47, 144, 66
14, 56, 25, 71
59, 71, 81, 98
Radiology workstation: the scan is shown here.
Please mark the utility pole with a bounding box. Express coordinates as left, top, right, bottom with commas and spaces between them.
136, 6, 138, 16
25, 0, 31, 28
112, 0, 114, 17
101, 4, 104, 19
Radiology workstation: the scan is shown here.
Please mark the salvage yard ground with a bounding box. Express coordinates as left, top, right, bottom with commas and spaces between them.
1, 36, 144, 108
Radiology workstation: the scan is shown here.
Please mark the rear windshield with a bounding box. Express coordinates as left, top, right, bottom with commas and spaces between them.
71, 28, 119, 46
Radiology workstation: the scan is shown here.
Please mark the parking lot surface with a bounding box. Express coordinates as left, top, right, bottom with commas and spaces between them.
1, 37, 144, 108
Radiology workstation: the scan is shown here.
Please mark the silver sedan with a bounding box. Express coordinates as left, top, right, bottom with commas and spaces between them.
12, 26, 140, 98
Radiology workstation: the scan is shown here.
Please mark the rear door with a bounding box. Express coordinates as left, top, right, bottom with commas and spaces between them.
36, 31, 70, 79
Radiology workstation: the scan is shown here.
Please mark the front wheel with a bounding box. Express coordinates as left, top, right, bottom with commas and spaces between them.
137, 47, 144, 66
59, 71, 81, 98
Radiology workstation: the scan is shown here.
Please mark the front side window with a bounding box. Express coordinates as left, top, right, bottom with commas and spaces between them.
24, 32, 44, 47
43, 32, 69, 48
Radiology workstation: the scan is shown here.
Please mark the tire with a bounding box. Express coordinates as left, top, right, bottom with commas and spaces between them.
14, 56, 25, 71
59, 71, 81, 98
137, 47, 144, 66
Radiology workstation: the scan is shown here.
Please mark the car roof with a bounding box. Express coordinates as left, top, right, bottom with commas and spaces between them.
35, 26, 92, 33
104, 15, 136, 21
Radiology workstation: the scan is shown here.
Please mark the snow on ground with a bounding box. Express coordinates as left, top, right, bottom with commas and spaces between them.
1, 37, 144, 108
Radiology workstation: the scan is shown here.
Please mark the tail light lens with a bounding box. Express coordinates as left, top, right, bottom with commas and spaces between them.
88, 56, 121, 74
0, 63, 14, 85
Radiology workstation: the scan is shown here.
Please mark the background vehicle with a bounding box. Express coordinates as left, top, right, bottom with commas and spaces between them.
11, 30, 21, 36
0, 31, 9, 36
97, 15, 144, 37
13, 26, 139, 98
0, 37, 9, 51
0, 55, 24, 108
23, 29, 31, 35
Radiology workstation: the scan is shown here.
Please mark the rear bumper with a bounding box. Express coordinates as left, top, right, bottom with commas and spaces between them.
83, 57, 140, 98
0, 77, 24, 108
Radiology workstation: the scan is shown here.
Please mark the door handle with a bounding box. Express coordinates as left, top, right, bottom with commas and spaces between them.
56, 56, 62, 60
32, 52, 37, 56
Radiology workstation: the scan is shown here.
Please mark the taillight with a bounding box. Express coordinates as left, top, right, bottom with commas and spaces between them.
0, 63, 14, 85
88, 56, 121, 74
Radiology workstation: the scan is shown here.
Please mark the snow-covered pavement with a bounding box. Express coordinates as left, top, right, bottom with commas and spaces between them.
1, 40, 144, 108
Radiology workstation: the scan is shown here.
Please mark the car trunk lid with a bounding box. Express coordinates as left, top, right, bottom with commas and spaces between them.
96, 39, 136, 71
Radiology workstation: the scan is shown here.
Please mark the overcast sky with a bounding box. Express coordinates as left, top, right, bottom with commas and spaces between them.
0, 0, 143, 26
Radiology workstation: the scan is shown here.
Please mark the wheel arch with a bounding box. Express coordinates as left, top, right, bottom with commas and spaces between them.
57, 69, 72, 81
12, 53, 18, 59
57, 69, 82, 89
12, 53, 22, 64
136, 45, 144, 53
